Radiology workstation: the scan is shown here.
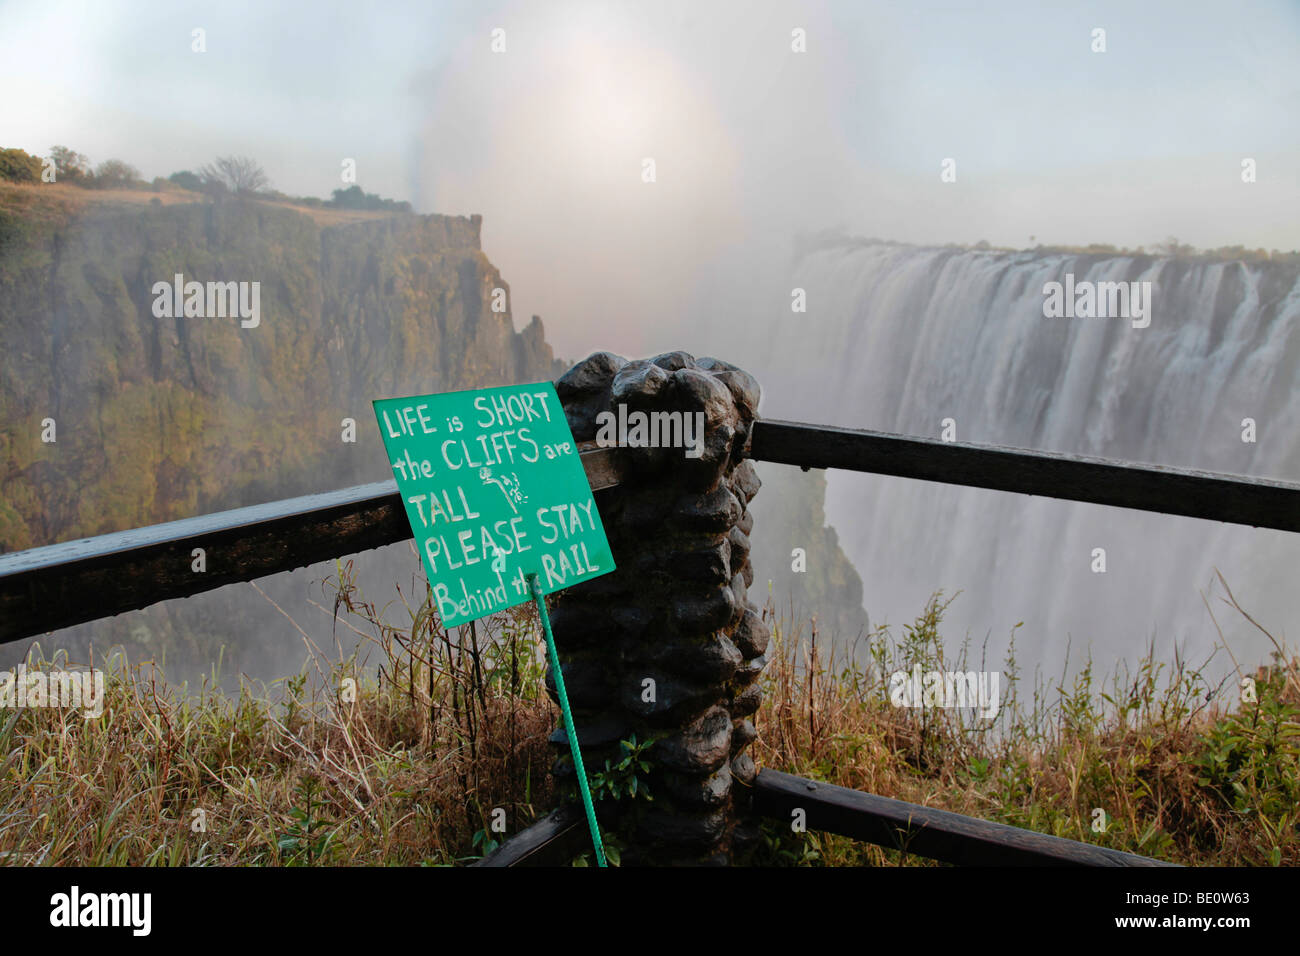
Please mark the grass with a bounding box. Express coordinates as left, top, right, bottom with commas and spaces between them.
0, 180, 399, 229
0, 560, 556, 865
0, 562, 1294, 866
750, 574, 1300, 867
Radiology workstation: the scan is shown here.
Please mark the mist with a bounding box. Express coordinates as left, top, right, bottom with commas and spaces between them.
3, 0, 1297, 362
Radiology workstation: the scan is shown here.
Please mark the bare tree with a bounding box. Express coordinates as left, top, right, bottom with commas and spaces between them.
198, 155, 269, 195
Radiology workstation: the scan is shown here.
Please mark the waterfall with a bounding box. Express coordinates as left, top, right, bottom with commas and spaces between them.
746, 240, 1300, 684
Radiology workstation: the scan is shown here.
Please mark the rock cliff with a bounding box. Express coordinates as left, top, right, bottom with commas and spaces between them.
0, 191, 563, 551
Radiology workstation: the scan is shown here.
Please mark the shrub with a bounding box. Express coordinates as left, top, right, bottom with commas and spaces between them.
91, 159, 140, 189
0, 147, 43, 183
328, 184, 411, 212
168, 170, 204, 192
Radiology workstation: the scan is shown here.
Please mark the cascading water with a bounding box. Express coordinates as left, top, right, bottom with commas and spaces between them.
746, 240, 1300, 685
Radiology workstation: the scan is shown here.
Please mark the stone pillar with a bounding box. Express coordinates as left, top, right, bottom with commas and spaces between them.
547, 351, 771, 865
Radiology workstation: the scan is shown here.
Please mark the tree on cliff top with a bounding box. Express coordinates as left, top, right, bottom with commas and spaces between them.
198, 155, 269, 195
49, 145, 91, 183
328, 184, 411, 212
91, 159, 141, 189
167, 170, 203, 192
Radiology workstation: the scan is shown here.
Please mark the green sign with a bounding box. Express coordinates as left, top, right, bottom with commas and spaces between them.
372, 382, 615, 627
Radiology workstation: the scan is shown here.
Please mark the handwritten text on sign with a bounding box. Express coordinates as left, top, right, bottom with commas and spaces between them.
373, 383, 615, 627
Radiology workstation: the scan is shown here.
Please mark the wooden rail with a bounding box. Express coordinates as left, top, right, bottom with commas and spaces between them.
751, 769, 1176, 867
0, 447, 623, 645
3, 419, 1297, 645
751, 420, 1300, 533
471, 806, 587, 867
472, 769, 1178, 867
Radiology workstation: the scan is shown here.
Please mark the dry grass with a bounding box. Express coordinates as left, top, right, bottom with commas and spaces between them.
0, 564, 1294, 866
0, 181, 400, 225
252, 199, 397, 227
0, 560, 556, 865
750, 576, 1300, 866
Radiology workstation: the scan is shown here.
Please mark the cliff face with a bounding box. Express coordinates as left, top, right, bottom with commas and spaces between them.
746, 462, 870, 644
0, 194, 561, 551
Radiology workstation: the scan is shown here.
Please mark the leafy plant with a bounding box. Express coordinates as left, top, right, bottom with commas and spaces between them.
746, 819, 821, 866
589, 734, 655, 803
1191, 661, 1300, 843
469, 825, 501, 858
570, 826, 623, 867
277, 776, 339, 865
564, 734, 660, 866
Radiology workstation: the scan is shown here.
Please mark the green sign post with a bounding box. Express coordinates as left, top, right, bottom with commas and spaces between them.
373, 382, 614, 865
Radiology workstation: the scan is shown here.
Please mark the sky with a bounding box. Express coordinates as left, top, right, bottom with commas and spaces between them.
2, 0, 1297, 358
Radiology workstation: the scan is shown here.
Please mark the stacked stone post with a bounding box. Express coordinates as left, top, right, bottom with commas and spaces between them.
547, 351, 771, 865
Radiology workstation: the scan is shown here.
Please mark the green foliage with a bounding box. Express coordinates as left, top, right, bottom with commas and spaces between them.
0, 148, 43, 183
329, 184, 411, 212
570, 825, 623, 866
278, 671, 308, 729
563, 734, 659, 866
589, 733, 655, 803
1192, 660, 1300, 856
747, 819, 822, 866
469, 824, 501, 858
276, 776, 341, 865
